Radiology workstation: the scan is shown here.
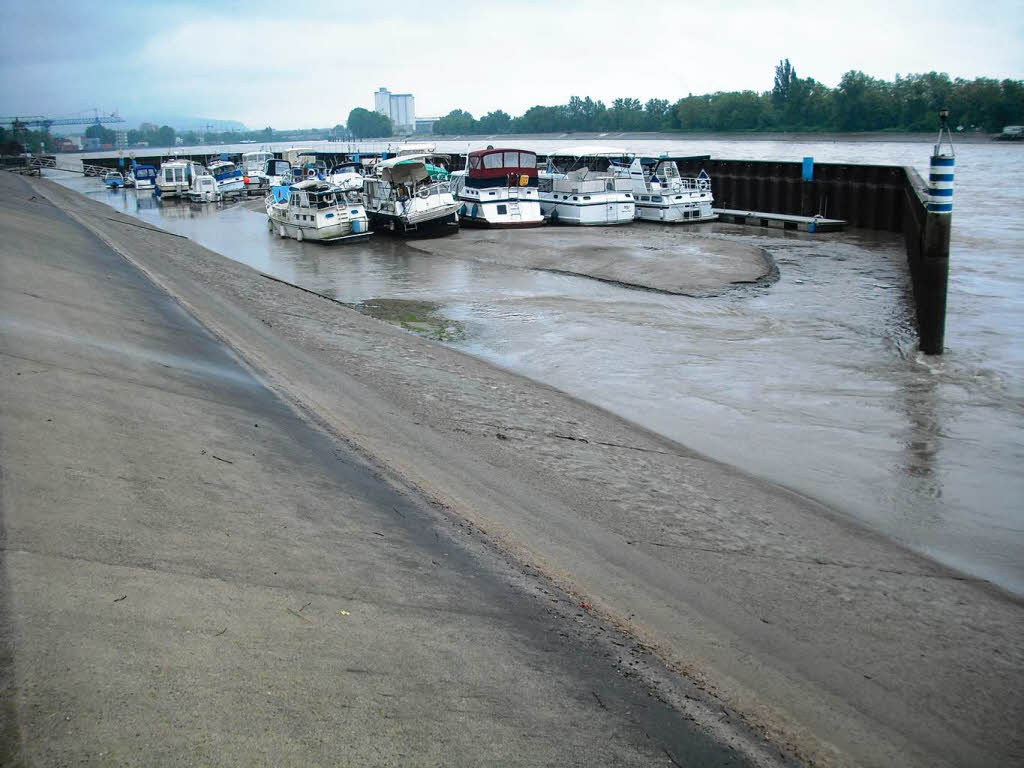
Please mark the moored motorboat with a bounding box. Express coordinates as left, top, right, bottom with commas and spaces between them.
264, 158, 294, 187
241, 150, 274, 195
539, 146, 635, 225
189, 171, 219, 203
327, 161, 365, 192
450, 147, 543, 228
362, 153, 459, 235
265, 179, 371, 243
130, 164, 157, 190
156, 159, 205, 198
208, 160, 245, 195
103, 171, 125, 189
628, 159, 716, 223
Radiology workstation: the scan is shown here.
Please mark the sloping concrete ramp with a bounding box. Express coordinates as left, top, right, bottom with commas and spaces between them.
0, 173, 750, 766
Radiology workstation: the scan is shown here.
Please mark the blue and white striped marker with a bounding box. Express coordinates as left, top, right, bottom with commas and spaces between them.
927, 155, 954, 214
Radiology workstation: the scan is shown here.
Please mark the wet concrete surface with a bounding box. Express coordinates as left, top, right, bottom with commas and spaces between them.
0, 172, 762, 765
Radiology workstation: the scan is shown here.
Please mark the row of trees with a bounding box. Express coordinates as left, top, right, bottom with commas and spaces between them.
431, 62, 1024, 135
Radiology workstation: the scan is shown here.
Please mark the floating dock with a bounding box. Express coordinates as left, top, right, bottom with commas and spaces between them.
714, 209, 846, 232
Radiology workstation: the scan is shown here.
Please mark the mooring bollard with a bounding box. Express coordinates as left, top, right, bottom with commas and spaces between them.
918, 109, 954, 354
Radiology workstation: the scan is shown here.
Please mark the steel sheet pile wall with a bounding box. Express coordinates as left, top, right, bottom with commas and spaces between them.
675, 158, 947, 352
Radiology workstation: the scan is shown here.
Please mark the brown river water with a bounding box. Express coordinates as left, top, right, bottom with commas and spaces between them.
47, 137, 1024, 594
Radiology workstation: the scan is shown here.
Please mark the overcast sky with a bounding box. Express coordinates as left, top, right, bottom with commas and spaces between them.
2, 0, 1022, 129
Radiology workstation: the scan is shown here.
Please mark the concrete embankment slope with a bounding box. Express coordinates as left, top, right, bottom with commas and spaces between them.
0, 173, 760, 766
18, 175, 1024, 768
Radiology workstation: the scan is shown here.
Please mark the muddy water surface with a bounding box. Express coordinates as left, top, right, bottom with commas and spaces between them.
47, 138, 1024, 593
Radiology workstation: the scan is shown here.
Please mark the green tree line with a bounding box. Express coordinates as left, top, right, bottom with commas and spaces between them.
432, 61, 1024, 135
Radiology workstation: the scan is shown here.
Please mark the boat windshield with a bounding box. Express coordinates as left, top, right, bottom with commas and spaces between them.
307, 191, 337, 208
135, 167, 156, 179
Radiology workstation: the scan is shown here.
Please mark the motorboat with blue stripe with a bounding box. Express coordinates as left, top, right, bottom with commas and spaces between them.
103, 171, 125, 189
628, 158, 716, 223
265, 179, 371, 243
362, 153, 459, 235
539, 146, 635, 225
129, 164, 157, 190
207, 160, 245, 194
450, 147, 544, 228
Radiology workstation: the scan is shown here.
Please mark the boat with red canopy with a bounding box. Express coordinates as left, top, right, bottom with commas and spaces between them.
450, 147, 544, 228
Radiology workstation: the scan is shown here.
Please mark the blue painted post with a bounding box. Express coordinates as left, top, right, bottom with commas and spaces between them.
917, 110, 954, 353
800, 157, 815, 215
802, 157, 814, 181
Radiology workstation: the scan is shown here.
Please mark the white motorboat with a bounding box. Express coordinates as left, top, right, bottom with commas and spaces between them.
156, 159, 205, 198
241, 150, 274, 194
327, 161, 364, 192
539, 146, 635, 225
265, 179, 371, 243
208, 160, 245, 194
628, 159, 716, 223
130, 164, 157, 190
450, 147, 544, 228
264, 158, 294, 187
363, 154, 459, 235
189, 172, 219, 203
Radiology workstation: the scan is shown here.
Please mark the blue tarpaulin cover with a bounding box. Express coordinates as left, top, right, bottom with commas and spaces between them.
271, 186, 291, 203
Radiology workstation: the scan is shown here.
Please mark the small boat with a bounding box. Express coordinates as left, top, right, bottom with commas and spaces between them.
207, 160, 244, 195
363, 154, 459, 235
189, 172, 219, 203
450, 147, 543, 228
628, 159, 716, 223
264, 158, 294, 187
539, 146, 635, 226
241, 150, 274, 194
130, 164, 157, 190
265, 179, 371, 243
104, 171, 125, 189
156, 159, 205, 198
327, 162, 365, 192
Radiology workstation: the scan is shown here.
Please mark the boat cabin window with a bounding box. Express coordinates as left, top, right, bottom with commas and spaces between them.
469, 156, 481, 170
483, 153, 503, 169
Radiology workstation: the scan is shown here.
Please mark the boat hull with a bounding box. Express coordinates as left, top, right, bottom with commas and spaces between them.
367, 203, 460, 235
540, 194, 634, 226
634, 197, 716, 224
456, 198, 544, 228
267, 205, 372, 244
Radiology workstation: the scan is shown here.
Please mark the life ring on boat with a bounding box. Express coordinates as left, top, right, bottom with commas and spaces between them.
418, 188, 430, 199
697, 178, 710, 192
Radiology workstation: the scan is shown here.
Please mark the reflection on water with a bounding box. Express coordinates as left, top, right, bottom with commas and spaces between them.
49, 139, 1024, 594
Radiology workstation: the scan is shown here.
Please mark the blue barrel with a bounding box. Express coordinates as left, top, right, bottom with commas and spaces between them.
927, 155, 954, 214
351, 219, 362, 234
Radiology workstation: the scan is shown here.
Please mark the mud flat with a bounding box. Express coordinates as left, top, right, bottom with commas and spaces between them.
23, 176, 1024, 768
410, 226, 773, 295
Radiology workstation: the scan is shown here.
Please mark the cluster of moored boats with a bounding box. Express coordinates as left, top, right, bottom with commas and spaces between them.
104, 145, 716, 244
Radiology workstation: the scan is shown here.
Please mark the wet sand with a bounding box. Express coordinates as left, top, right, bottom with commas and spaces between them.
27, 176, 1024, 768
409, 227, 773, 296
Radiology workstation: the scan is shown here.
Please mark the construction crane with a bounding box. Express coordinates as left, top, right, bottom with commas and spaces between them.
1, 109, 125, 136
